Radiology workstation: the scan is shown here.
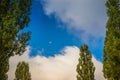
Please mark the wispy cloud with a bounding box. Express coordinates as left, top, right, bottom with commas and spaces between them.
41, 0, 107, 43
8, 46, 105, 80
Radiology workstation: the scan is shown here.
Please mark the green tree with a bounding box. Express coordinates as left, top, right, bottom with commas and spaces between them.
103, 0, 120, 80
76, 44, 95, 80
0, 0, 32, 79
15, 61, 31, 80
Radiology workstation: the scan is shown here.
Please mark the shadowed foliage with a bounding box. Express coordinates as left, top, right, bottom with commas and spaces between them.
0, 0, 32, 79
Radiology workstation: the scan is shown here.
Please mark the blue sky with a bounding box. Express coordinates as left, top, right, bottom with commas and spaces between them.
27, 0, 107, 61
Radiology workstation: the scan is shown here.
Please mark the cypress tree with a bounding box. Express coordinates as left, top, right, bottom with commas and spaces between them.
14, 61, 31, 80
76, 44, 95, 80
0, 0, 32, 79
103, 0, 120, 79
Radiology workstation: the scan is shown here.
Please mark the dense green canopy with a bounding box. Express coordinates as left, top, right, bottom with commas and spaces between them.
76, 44, 95, 80
0, 0, 32, 79
103, 0, 120, 79
15, 61, 31, 80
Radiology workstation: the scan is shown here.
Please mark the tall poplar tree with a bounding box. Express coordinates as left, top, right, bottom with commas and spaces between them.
76, 44, 95, 80
0, 0, 32, 79
14, 61, 31, 80
103, 0, 120, 79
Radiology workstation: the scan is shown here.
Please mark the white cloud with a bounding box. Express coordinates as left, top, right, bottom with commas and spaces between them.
8, 46, 105, 80
41, 0, 107, 42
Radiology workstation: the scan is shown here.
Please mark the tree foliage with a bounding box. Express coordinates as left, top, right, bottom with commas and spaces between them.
0, 0, 32, 79
103, 0, 120, 80
15, 61, 31, 80
76, 44, 95, 80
